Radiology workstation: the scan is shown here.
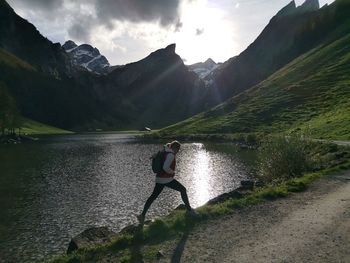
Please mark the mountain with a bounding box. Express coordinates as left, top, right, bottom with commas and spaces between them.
0, 0, 117, 129
187, 58, 219, 79
62, 40, 110, 75
276, 0, 319, 17
0, 0, 73, 76
158, 0, 350, 140
201, 0, 335, 107
2, 0, 349, 133
0, 0, 206, 130
0, 46, 112, 129
99, 43, 205, 128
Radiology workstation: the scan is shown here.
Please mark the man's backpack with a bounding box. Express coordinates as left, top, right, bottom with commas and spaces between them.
151, 150, 165, 174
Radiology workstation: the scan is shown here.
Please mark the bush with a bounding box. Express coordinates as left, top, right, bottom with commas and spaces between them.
258, 135, 313, 183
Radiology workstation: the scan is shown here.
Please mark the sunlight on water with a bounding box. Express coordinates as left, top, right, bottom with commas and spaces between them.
192, 143, 211, 206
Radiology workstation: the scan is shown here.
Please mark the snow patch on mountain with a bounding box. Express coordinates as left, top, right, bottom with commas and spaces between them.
62, 40, 110, 74
187, 58, 219, 79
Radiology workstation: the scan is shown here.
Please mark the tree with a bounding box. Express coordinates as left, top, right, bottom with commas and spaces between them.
0, 82, 21, 136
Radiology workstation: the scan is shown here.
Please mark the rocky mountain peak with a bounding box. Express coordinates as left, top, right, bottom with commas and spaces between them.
62, 40, 77, 51
188, 58, 218, 79
276, 1, 297, 17
62, 40, 110, 74
146, 43, 179, 62
297, 0, 320, 13
165, 43, 176, 54
275, 0, 319, 18
204, 58, 216, 67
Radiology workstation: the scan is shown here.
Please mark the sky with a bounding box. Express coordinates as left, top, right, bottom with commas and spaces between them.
7, 0, 335, 65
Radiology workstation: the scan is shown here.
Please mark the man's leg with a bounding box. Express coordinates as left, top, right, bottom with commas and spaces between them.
166, 179, 192, 211
141, 183, 165, 219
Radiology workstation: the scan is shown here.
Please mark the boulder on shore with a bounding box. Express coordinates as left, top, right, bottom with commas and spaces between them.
67, 226, 117, 254
205, 190, 243, 205
240, 180, 255, 190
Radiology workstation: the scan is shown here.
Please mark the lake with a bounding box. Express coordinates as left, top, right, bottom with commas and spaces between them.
0, 134, 258, 263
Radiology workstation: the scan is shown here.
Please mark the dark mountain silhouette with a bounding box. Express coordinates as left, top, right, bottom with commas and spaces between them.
0, 0, 205, 130
99, 44, 205, 128
0, 0, 73, 76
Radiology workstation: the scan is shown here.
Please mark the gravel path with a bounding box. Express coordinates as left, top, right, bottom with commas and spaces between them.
157, 172, 350, 263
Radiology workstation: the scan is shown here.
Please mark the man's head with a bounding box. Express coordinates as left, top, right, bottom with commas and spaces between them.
170, 140, 181, 154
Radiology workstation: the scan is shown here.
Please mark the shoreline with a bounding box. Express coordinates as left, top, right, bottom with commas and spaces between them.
46, 153, 350, 263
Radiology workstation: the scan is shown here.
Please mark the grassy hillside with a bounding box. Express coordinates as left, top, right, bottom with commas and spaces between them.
20, 118, 72, 135
158, 32, 350, 140
0, 48, 35, 70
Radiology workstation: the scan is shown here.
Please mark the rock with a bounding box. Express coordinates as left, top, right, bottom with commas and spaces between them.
297, 0, 320, 14
67, 226, 117, 254
156, 250, 165, 259
335, 152, 349, 159
119, 224, 140, 235
165, 43, 176, 54
206, 190, 243, 205
241, 180, 255, 190
175, 204, 187, 210
276, 1, 297, 18
62, 40, 77, 50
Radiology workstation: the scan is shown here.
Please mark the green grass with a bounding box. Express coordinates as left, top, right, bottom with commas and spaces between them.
156, 33, 350, 141
45, 147, 350, 263
0, 48, 35, 71
20, 118, 73, 135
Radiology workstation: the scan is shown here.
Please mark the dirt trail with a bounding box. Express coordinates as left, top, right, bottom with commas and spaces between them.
157, 172, 350, 263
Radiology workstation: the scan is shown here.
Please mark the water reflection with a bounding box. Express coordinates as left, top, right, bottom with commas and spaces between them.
191, 143, 211, 206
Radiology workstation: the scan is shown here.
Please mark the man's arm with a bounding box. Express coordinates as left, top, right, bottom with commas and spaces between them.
163, 153, 175, 174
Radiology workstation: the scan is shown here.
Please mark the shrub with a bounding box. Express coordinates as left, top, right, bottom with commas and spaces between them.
245, 133, 257, 145
258, 135, 313, 183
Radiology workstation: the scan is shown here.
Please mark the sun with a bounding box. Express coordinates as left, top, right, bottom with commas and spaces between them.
169, 0, 238, 64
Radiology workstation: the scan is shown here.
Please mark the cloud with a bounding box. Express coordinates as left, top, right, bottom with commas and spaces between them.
8, 0, 185, 44
94, 0, 182, 28
196, 28, 204, 36
174, 20, 183, 32
7, 0, 64, 12
68, 14, 95, 42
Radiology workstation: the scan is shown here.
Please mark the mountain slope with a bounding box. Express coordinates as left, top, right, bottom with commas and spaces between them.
99, 44, 205, 128
20, 118, 73, 135
159, 28, 350, 140
0, 0, 73, 75
201, 0, 348, 107
0, 47, 35, 71
0, 47, 112, 129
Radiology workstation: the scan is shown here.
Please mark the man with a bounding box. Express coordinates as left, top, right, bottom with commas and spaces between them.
137, 140, 195, 224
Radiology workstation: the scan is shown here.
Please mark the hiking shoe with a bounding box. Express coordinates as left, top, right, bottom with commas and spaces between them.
136, 214, 145, 225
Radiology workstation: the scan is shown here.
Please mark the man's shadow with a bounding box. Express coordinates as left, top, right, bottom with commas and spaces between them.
129, 230, 189, 263
171, 230, 189, 263
128, 225, 144, 263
